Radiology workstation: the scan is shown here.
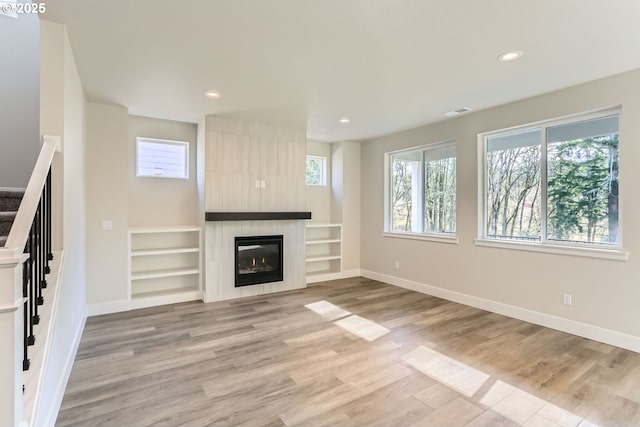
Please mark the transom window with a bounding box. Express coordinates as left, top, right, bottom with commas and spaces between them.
386, 142, 456, 235
136, 137, 189, 179
480, 110, 620, 247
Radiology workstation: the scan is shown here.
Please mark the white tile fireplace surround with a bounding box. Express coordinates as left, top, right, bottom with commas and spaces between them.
202, 117, 308, 302
204, 220, 306, 302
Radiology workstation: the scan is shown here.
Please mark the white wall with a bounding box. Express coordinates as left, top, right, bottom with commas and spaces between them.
128, 115, 199, 227
0, 4, 40, 187
86, 112, 201, 312
332, 141, 361, 272
360, 68, 640, 350
36, 20, 87, 427
306, 140, 332, 223
86, 103, 129, 306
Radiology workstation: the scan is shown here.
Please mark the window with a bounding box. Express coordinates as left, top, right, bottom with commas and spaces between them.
386, 142, 456, 236
306, 155, 326, 185
136, 137, 189, 179
481, 110, 620, 247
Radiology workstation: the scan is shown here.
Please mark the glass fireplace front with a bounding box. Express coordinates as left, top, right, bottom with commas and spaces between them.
234, 235, 283, 287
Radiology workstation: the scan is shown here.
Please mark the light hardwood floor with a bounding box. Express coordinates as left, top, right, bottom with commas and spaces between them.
56, 278, 640, 427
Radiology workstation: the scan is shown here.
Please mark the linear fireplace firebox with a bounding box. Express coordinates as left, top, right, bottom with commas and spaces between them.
235, 235, 284, 287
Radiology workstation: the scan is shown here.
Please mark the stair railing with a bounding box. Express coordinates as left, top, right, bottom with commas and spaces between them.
5, 136, 59, 374
0, 138, 59, 427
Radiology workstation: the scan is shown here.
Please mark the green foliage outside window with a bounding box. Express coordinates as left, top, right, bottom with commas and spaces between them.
485, 114, 619, 245
306, 157, 324, 185
547, 135, 619, 244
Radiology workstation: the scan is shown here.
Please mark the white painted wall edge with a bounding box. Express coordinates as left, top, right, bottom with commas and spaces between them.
360, 269, 640, 354
38, 308, 85, 427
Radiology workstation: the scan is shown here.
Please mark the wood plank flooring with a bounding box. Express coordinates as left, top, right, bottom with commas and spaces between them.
56, 278, 640, 427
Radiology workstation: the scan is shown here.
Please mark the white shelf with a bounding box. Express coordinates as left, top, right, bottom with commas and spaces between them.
306, 255, 342, 262
305, 223, 342, 281
132, 287, 200, 299
131, 268, 200, 281
128, 227, 202, 307
131, 247, 200, 256
306, 239, 341, 245
306, 223, 342, 228
130, 226, 201, 234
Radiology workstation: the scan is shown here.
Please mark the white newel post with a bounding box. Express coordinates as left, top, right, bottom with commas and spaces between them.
0, 249, 28, 427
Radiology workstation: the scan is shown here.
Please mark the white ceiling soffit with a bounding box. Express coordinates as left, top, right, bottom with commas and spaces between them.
42, 0, 640, 142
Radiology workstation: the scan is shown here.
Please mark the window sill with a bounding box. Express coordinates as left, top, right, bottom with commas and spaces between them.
474, 239, 628, 261
383, 231, 459, 245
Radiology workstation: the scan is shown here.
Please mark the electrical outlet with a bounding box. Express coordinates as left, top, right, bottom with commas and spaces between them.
100, 220, 112, 231
255, 180, 260, 188
563, 294, 572, 306
260, 180, 266, 189
394, 261, 400, 269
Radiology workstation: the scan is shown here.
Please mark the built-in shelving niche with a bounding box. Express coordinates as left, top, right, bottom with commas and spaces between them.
305, 223, 342, 283
128, 227, 202, 309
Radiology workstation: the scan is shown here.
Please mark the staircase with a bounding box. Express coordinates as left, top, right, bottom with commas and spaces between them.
0, 188, 25, 248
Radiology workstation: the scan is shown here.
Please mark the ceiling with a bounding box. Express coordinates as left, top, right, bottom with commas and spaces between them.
43, 0, 640, 142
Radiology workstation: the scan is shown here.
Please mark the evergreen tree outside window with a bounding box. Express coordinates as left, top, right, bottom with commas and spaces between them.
482, 111, 620, 246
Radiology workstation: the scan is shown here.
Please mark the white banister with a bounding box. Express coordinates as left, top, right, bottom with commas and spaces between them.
1, 135, 61, 427
4, 135, 60, 252
0, 256, 28, 427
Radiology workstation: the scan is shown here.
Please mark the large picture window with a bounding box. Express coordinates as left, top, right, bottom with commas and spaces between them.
481, 111, 620, 247
386, 142, 456, 236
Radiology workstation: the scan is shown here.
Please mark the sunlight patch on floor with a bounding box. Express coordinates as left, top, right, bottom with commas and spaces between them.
334, 315, 391, 342
406, 346, 599, 426
403, 345, 490, 397
304, 300, 351, 320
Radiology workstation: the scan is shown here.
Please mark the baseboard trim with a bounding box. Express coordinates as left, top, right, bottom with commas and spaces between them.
129, 290, 203, 311
306, 269, 362, 284
360, 269, 640, 354
87, 299, 131, 317
88, 290, 205, 317
38, 307, 86, 427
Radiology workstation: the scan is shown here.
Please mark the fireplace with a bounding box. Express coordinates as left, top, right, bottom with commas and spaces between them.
235, 235, 284, 287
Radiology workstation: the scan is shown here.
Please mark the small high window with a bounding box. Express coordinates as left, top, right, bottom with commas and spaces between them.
136, 137, 189, 179
306, 155, 327, 186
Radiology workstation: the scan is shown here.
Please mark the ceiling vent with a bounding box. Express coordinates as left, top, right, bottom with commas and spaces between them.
443, 107, 472, 117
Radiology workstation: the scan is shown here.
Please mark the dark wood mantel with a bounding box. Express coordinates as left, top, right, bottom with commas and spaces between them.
205, 212, 312, 221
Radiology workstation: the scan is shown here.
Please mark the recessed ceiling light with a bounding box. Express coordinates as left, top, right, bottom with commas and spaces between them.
498, 50, 523, 62
339, 118, 351, 124
205, 90, 221, 99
